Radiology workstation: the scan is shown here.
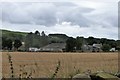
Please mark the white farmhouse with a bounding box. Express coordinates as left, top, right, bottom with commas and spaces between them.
29, 47, 40, 52
109, 48, 116, 52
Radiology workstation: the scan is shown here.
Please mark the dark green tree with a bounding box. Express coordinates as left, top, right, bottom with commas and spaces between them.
100, 38, 108, 44
14, 39, 22, 50
76, 37, 83, 50
2, 37, 12, 50
25, 32, 34, 50
109, 41, 117, 48
35, 30, 40, 36
102, 44, 111, 52
87, 36, 95, 45
25, 31, 49, 50
7, 39, 13, 50
116, 40, 120, 51
2, 37, 7, 49
41, 31, 46, 36
66, 37, 76, 52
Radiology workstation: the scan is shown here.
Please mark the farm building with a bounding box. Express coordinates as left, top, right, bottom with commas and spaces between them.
18, 42, 26, 51
109, 48, 118, 52
29, 47, 40, 52
40, 43, 66, 52
92, 44, 102, 52
81, 43, 102, 52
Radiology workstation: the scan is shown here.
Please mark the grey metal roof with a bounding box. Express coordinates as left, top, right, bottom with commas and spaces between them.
40, 43, 66, 51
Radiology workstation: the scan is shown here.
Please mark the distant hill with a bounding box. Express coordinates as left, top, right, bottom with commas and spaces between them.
49, 34, 69, 43
1, 29, 68, 43
1, 29, 28, 41
1, 29, 28, 36
49, 34, 68, 39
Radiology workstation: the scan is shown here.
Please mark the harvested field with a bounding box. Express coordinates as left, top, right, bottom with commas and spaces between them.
2, 52, 118, 78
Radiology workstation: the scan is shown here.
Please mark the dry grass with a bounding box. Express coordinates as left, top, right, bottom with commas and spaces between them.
2, 52, 118, 78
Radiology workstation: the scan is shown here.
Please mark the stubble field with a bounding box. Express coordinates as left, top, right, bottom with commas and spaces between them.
2, 52, 118, 78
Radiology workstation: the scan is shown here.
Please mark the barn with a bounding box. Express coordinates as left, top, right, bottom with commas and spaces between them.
40, 43, 66, 52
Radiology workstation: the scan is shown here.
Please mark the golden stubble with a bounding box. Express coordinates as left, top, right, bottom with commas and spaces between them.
2, 52, 118, 78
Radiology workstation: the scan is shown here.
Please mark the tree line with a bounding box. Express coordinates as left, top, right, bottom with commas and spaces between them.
65, 36, 120, 52
1, 30, 120, 52
1, 30, 49, 51
2, 37, 22, 50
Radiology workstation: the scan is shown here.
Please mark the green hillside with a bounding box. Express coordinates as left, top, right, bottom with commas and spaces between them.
1, 29, 27, 36
1, 29, 28, 41
1, 29, 68, 42
1, 29, 68, 49
49, 34, 68, 43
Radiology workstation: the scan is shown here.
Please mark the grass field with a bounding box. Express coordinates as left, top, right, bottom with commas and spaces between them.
2, 52, 118, 78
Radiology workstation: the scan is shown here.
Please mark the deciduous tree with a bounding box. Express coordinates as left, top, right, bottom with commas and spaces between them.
14, 39, 22, 50
66, 37, 76, 52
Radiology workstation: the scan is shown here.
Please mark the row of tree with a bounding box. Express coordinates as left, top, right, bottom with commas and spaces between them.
1, 30, 120, 52
25, 31, 49, 51
2, 37, 22, 50
65, 36, 120, 52
1, 30, 48, 51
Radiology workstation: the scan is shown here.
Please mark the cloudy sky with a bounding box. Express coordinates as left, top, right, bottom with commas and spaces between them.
0, 0, 119, 40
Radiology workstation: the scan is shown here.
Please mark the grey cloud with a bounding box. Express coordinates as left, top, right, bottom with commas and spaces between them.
53, 2, 77, 7
29, 5, 57, 26
2, 2, 58, 26
60, 13, 91, 27
57, 7, 94, 27
2, 2, 32, 24
107, 16, 118, 27
1, 2, 95, 27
